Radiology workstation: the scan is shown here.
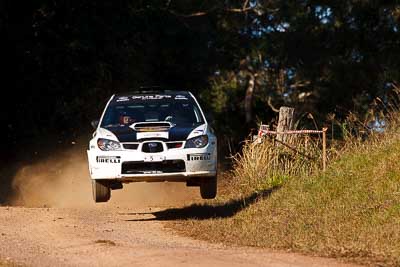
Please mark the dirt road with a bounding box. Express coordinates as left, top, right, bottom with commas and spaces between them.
0, 147, 358, 266
0, 204, 359, 267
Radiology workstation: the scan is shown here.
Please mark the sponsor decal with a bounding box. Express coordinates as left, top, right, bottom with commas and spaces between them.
137, 131, 169, 139
131, 95, 172, 100
96, 156, 121, 163
116, 95, 175, 102
175, 95, 188, 100
187, 153, 211, 161
116, 96, 130, 102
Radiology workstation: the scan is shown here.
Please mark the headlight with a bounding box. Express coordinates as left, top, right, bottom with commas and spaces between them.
97, 138, 121, 151
184, 135, 208, 148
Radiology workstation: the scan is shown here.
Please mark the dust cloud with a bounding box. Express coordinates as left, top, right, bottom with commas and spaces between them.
10, 144, 199, 208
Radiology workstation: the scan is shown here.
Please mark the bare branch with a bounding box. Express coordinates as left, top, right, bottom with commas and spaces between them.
167, 1, 256, 18
267, 96, 280, 113
226, 6, 254, 13
289, 80, 311, 89
242, 0, 250, 10
168, 10, 210, 17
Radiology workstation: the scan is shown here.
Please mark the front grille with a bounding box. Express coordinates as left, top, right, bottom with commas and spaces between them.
123, 143, 139, 150
142, 142, 163, 153
121, 160, 186, 174
166, 142, 183, 149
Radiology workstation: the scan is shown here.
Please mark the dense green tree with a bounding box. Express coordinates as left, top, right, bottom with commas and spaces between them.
2, 0, 400, 152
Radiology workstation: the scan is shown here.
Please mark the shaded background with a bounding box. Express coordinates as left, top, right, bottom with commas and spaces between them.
2, 0, 400, 159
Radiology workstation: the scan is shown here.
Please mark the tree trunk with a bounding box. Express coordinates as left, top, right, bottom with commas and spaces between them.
244, 73, 255, 124
276, 106, 295, 143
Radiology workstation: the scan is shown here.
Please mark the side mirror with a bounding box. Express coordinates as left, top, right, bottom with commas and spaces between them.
91, 120, 99, 129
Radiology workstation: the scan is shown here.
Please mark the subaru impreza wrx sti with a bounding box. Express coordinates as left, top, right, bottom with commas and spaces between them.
87, 91, 217, 202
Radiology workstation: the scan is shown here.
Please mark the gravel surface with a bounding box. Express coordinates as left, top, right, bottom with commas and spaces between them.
0, 206, 359, 267
0, 148, 361, 266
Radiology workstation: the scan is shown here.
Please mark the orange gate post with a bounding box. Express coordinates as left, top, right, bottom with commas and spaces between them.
322, 127, 328, 171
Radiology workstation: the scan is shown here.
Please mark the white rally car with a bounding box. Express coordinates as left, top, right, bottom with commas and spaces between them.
87, 90, 217, 202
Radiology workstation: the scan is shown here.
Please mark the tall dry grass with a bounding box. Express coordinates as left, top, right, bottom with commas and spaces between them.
231, 134, 323, 194
232, 85, 400, 194
168, 87, 400, 266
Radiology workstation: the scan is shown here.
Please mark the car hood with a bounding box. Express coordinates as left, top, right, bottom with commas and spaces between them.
100, 123, 206, 142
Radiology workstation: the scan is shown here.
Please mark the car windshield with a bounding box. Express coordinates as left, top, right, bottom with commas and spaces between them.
100, 97, 205, 128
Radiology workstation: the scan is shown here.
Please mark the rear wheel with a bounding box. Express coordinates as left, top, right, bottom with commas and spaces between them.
92, 180, 111, 203
200, 177, 217, 199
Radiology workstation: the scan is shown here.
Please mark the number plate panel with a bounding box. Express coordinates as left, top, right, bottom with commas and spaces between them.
144, 155, 166, 162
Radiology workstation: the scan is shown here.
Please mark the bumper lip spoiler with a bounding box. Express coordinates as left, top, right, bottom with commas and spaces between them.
92, 171, 216, 182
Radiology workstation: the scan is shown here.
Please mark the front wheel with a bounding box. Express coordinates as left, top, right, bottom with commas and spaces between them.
200, 177, 217, 199
92, 180, 111, 203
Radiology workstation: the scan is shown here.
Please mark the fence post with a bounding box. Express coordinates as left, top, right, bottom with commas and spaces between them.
322, 127, 328, 171
277, 106, 295, 144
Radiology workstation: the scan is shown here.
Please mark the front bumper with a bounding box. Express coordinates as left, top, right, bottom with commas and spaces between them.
87, 145, 217, 182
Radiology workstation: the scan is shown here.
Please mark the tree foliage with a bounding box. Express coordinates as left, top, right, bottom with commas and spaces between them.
2, 0, 400, 149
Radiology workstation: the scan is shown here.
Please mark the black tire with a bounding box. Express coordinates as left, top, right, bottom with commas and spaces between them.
92, 180, 111, 203
200, 176, 217, 199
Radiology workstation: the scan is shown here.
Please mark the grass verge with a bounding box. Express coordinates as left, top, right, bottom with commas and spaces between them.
165, 131, 400, 266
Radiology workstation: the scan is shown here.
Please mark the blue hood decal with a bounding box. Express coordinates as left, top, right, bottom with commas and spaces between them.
106, 124, 202, 142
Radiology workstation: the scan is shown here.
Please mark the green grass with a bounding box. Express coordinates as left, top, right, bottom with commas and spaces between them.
167, 132, 400, 266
